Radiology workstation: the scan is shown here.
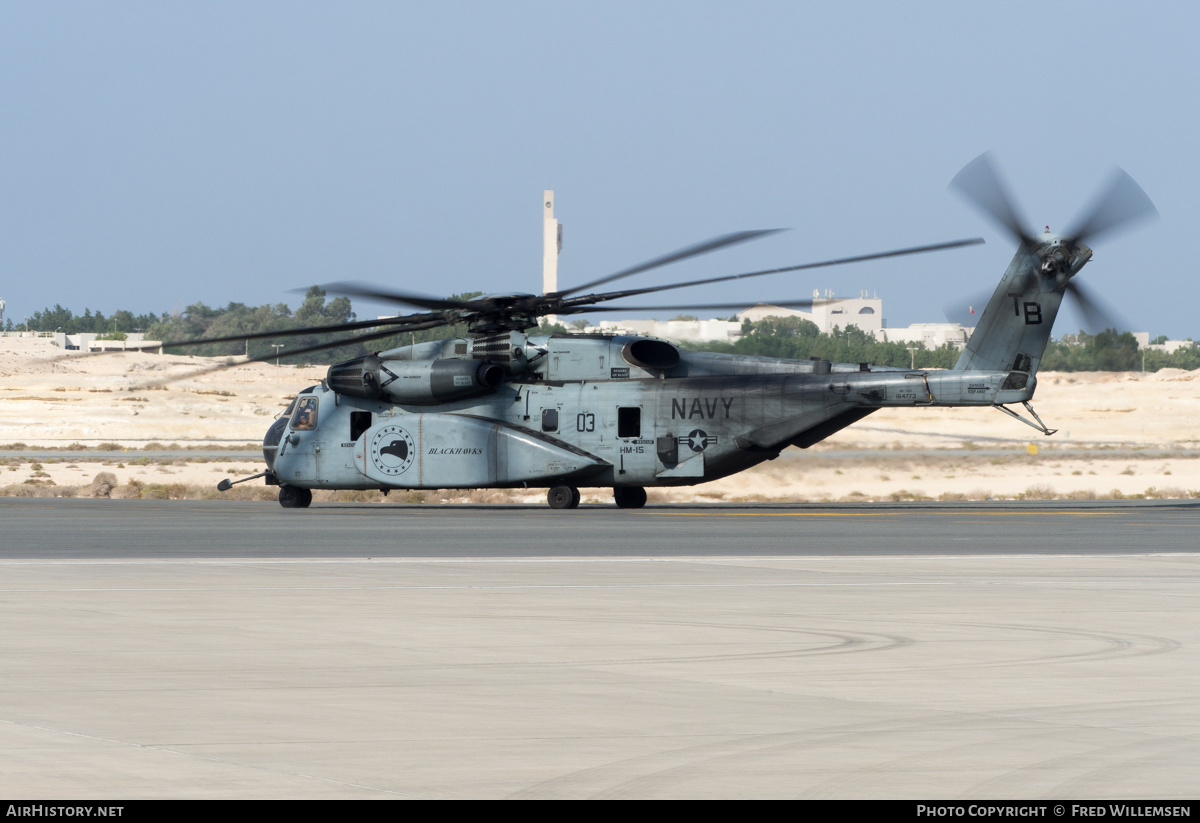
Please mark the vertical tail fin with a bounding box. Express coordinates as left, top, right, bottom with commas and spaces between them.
953, 240, 1088, 374
948, 154, 1152, 376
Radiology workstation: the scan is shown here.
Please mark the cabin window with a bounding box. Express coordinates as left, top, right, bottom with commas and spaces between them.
291, 396, 319, 431
350, 411, 372, 442
617, 407, 641, 438
541, 408, 559, 432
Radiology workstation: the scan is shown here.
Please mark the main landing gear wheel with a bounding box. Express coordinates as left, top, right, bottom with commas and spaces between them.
279, 485, 313, 509
613, 486, 647, 509
547, 484, 580, 509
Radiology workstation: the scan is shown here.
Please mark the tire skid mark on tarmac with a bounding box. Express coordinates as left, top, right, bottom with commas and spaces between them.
426, 613, 915, 668
967, 731, 1200, 798
514, 709, 1108, 799
506, 714, 946, 799
795, 618, 1182, 677
0, 715, 426, 798
616, 715, 1010, 801
991, 695, 1198, 723
0, 621, 912, 684
794, 714, 1199, 800
943, 621, 1181, 668
796, 719, 1072, 799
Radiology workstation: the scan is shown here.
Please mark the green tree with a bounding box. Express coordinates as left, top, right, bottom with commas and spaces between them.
691, 315, 952, 369
1041, 330, 1141, 371
27, 304, 75, 331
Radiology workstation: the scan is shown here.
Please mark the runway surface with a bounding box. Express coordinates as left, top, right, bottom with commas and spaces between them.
2, 499, 1199, 798
2, 498, 1199, 558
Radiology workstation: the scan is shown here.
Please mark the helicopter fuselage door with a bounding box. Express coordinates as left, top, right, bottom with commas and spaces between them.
278, 394, 320, 483
344, 410, 373, 470
612, 398, 657, 483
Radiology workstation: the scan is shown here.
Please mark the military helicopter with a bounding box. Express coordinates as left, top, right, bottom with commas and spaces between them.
197, 155, 1154, 509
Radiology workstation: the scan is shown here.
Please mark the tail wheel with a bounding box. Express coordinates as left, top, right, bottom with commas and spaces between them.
279, 486, 313, 509
547, 485, 580, 510
613, 486, 647, 509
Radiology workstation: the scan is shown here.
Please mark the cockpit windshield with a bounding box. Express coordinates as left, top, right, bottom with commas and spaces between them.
278, 397, 298, 420
291, 396, 319, 431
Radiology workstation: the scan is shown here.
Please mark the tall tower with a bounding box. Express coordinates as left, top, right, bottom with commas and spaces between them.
542, 190, 562, 324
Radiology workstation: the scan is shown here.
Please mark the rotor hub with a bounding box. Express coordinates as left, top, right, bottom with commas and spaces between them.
1039, 244, 1071, 275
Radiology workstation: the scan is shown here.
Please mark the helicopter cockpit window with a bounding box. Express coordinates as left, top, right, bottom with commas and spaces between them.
541, 408, 559, 432
278, 397, 298, 420
291, 396, 319, 431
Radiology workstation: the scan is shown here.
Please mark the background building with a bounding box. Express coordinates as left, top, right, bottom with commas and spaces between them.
587, 290, 972, 349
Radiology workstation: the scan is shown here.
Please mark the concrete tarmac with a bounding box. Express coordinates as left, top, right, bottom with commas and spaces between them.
1, 499, 1199, 798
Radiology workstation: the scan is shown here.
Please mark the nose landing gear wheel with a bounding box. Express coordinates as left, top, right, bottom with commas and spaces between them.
279, 485, 313, 508
613, 486, 647, 509
547, 484, 580, 509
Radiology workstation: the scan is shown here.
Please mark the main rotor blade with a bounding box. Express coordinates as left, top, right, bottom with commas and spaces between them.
1065, 167, 1158, 247
242, 319, 447, 362
563, 238, 984, 307
1065, 279, 1129, 335
558, 229, 785, 297
135, 320, 448, 386
950, 153, 1037, 248
159, 312, 437, 349
571, 299, 818, 314
317, 282, 480, 312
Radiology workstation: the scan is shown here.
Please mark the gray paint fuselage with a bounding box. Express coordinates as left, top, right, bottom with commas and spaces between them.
269, 334, 1031, 492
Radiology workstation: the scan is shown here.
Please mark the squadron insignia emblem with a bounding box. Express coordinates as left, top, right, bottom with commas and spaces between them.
370, 425, 416, 476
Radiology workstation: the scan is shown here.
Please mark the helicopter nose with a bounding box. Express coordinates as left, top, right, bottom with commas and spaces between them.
262, 416, 288, 470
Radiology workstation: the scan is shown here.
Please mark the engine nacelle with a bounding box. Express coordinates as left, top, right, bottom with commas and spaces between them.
327, 355, 504, 405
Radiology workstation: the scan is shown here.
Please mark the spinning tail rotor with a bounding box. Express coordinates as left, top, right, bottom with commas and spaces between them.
950, 153, 1156, 375
950, 152, 1157, 334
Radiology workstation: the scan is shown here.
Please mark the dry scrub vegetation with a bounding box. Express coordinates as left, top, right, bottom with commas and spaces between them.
0, 480, 550, 505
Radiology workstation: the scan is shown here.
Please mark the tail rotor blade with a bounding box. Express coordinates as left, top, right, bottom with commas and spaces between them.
950, 152, 1037, 248
1065, 279, 1129, 335
1065, 167, 1158, 247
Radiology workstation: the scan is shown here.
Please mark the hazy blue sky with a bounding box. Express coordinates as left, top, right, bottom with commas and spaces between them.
1, 2, 1196, 336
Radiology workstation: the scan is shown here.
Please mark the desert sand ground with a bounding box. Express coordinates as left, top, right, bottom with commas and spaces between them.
2, 335, 1197, 503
